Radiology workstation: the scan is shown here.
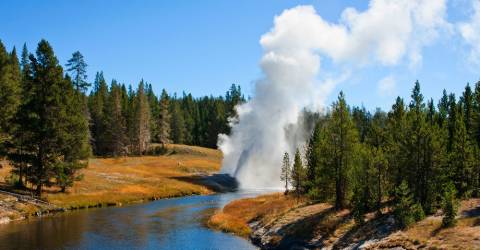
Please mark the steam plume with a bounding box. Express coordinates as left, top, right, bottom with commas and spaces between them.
219, 1, 448, 189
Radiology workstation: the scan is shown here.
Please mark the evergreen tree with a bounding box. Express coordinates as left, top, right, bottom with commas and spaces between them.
88, 72, 109, 155
104, 81, 128, 156
450, 104, 475, 197
386, 97, 408, 187
8, 40, 89, 196
291, 148, 305, 196
280, 152, 291, 195
305, 122, 321, 193
131, 80, 151, 154
442, 182, 458, 227
0, 41, 21, 154
158, 89, 171, 145
65, 51, 89, 92
170, 101, 186, 144
394, 181, 424, 228
329, 92, 359, 209
54, 75, 91, 192
462, 84, 474, 137
437, 89, 449, 127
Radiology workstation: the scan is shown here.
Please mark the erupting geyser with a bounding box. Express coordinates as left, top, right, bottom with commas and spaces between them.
218, 1, 448, 189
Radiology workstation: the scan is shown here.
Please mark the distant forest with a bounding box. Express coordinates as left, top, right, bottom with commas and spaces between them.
283, 81, 480, 228
0, 39, 244, 195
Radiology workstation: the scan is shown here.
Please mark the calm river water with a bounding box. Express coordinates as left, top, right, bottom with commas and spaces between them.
0, 191, 261, 250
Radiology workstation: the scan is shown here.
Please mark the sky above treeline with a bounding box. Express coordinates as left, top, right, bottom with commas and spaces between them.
1, 0, 479, 110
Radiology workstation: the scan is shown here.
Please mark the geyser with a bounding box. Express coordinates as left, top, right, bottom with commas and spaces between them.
219, 1, 448, 189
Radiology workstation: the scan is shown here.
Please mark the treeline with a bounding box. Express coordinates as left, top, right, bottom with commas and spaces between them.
282, 81, 480, 228
88, 73, 244, 156
0, 39, 243, 195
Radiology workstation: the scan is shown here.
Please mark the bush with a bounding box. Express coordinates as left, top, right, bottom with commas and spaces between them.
147, 145, 168, 155
4, 173, 21, 187
411, 202, 425, 221
442, 182, 458, 228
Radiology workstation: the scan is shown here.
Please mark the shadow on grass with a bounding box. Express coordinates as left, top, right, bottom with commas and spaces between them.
262, 206, 351, 249
170, 174, 238, 193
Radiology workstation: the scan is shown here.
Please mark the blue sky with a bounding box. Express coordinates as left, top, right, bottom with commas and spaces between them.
1, 0, 478, 110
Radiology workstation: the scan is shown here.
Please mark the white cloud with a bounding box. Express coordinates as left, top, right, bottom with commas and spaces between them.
459, 0, 480, 64
220, 1, 449, 189
378, 75, 396, 97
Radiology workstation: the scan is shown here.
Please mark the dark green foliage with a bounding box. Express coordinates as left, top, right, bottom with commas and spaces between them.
291, 148, 305, 195
352, 187, 366, 225
0, 39, 240, 196
157, 89, 171, 145
0, 41, 21, 155
280, 152, 291, 194
6, 40, 90, 196
394, 181, 424, 228
300, 80, 479, 229
442, 182, 458, 227
65, 51, 89, 92
170, 101, 186, 144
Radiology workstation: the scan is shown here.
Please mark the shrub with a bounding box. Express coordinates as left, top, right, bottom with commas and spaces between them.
4, 173, 21, 187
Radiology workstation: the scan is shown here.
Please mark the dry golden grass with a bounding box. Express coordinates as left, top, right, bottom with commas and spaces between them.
391, 199, 480, 250
208, 193, 304, 237
0, 144, 222, 210
209, 192, 480, 249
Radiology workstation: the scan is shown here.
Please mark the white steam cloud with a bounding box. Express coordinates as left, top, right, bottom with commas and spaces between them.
459, 0, 480, 64
219, 1, 448, 189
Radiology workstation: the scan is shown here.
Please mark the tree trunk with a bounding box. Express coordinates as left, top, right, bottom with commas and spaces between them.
36, 184, 42, 197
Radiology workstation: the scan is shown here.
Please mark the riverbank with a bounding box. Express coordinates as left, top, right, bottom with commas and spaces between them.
209, 193, 480, 249
0, 144, 224, 224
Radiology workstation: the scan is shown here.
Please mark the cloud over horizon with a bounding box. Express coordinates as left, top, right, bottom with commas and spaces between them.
219, 0, 476, 189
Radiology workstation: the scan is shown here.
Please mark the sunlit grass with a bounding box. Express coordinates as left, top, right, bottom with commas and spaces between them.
1, 144, 222, 210
208, 193, 304, 237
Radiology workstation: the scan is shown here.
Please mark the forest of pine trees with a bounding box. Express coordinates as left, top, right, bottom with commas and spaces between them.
0, 39, 244, 195
283, 81, 480, 228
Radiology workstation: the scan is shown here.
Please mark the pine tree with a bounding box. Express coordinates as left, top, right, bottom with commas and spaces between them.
65, 51, 89, 93
329, 92, 359, 209
394, 181, 424, 228
9, 40, 89, 196
103, 81, 128, 156
280, 152, 291, 195
88, 72, 109, 155
462, 84, 474, 137
437, 89, 449, 127
54, 75, 91, 192
305, 122, 321, 193
131, 80, 151, 154
450, 104, 475, 197
386, 97, 408, 187
171, 101, 186, 144
158, 89, 171, 145
291, 148, 305, 196
442, 182, 458, 227
0, 41, 21, 154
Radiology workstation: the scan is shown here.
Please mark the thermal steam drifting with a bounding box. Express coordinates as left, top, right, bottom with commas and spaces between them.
218, 1, 448, 189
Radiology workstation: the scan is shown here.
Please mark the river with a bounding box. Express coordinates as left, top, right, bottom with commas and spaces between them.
0, 191, 260, 250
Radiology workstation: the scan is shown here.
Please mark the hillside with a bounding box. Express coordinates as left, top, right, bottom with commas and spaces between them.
209, 193, 480, 249
0, 144, 223, 223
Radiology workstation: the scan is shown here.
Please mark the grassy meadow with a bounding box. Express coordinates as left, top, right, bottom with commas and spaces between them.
0, 144, 222, 210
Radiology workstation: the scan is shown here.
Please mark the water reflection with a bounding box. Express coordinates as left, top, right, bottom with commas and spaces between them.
0, 192, 260, 250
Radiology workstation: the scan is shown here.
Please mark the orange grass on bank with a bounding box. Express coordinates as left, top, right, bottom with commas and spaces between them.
208, 193, 306, 237
1, 144, 222, 209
